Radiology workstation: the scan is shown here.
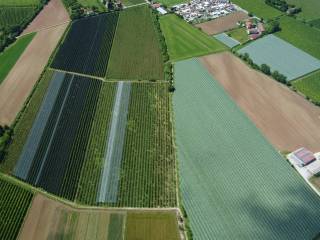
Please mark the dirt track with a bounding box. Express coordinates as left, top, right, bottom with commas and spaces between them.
0, 24, 68, 125
200, 52, 320, 152
22, 0, 70, 35
196, 11, 248, 35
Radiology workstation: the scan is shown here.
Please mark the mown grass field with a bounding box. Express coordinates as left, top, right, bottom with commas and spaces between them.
160, 14, 227, 61
121, 0, 145, 6
157, 0, 187, 7
0, 0, 39, 6
286, 0, 320, 21
292, 70, 320, 104
173, 58, 320, 239
310, 18, 320, 29
78, 0, 105, 11
276, 16, 320, 60
107, 5, 164, 80
231, 0, 282, 19
0, 33, 35, 84
227, 27, 249, 44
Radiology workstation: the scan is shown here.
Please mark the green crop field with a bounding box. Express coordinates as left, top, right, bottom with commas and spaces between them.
231, 0, 282, 19
107, 5, 164, 81
0, 7, 36, 28
1, 70, 53, 174
121, 0, 145, 6
157, 0, 187, 7
159, 14, 227, 61
125, 211, 180, 240
276, 16, 320, 60
292, 70, 320, 104
227, 27, 249, 44
286, 0, 320, 21
77, 0, 105, 11
0, 33, 35, 84
0, 175, 33, 240
0, 0, 39, 6
173, 58, 320, 239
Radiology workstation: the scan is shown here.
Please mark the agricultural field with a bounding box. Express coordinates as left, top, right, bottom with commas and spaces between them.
0, 7, 36, 28
78, 0, 105, 11
106, 5, 164, 80
286, 0, 320, 21
238, 34, 320, 80
214, 33, 240, 48
173, 58, 320, 239
231, 0, 282, 19
0, 0, 39, 6
309, 18, 320, 29
201, 52, 320, 152
121, 0, 145, 7
0, 175, 33, 240
226, 27, 249, 44
159, 14, 227, 61
292, 70, 320, 104
51, 12, 118, 77
157, 0, 186, 7
195, 11, 248, 35
0, 33, 35, 84
18, 193, 180, 240
0, 23, 68, 125
276, 16, 320, 60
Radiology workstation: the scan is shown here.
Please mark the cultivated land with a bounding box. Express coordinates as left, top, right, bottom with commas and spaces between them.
292, 70, 320, 104
238, 34, 320, 80
18, 193, 180, 240
286, 0, 320, 21
0, 176, 33, 240
0, 23, 68, 125
0, 33, 35, 84
78, 0, 105, 11
0, 7, 36, 28
22, 0, 70, 35
226, 27, 248, 44
173, 58, 320, 239
195, 11, 248, 35
121, 0, 145, 7
160, 14, 227, 61
107, 5, 164, 80
0, 0, 39, 6
52, 12, 118, 77
214, 33, 240, 48
231, 0, 282, 19
200, 52, 320, 152
276, 16, 320, 60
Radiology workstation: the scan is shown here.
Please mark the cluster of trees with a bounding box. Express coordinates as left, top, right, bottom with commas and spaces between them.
104, 0, 123, 11
152, 9, 174, 91
62, 0, 86, 19
236, 52, 288, 84
265, 0, 301, 15
0, 126, 12, 162
264, 19, 281, 34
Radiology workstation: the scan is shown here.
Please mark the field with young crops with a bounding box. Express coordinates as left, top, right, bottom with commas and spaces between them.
0, 175, 33, 240
51, 12, 118, 77
0, 33, 35, 84
292, 70, 320, 104
159, 14, 227, 61
106, 5, 164, 80
173, 58, 320, 239
0, 0, 39, 6
0, 7, 36, 27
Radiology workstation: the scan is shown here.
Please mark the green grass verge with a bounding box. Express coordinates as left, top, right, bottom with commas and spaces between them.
286, 0, 320, 22
292, 70, 320, 103
125, 211, 180, 240
0, 70, 53, 174
160, 14, 227, 61
226, 27, 249, 44
276, 15, 320, 59
231, 0, 282, 19
107, 5, 164, 81
0, 33, 35, 84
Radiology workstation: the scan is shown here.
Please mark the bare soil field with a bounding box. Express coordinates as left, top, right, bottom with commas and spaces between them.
195, 11, 248, 35
200, 52, 320, 152
22, 0, 70, 35
0, 24, 68, 125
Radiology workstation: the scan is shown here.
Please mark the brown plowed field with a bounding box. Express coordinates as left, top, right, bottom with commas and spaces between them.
22, 0, 70, 35
196, 11, 248, 35
0, 23, 68, 125
200, 52, 320, 152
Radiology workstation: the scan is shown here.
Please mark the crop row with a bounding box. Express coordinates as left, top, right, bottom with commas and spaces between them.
0, 177, 33, 240
0, 6, 35, 28
51, 12, 119, 77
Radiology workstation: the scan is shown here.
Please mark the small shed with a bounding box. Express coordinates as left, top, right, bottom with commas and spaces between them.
157, 7, 167, 15
292, 148, 316, 167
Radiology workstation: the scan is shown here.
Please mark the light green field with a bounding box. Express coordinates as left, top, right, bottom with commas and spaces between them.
77, 0, 105, 11
226, 27, 249, 44
286, 0, 320, 21
173, 58, 320, 239
276, 16, 320, 59
0, 0, 39, 6
157, 0, 187, 7
107, 5, 164, 80
0, 33, 35, 84
160, 14, 227, 61
121, 0, 145, 6
231, 0, 282, 19
292, 70, 320, 104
